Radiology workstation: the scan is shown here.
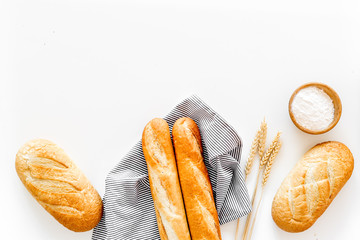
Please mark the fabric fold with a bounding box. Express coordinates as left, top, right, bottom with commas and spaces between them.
92, 95, 251, 240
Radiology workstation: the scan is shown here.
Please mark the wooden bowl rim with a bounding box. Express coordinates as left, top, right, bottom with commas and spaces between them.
288, 82, 342, 135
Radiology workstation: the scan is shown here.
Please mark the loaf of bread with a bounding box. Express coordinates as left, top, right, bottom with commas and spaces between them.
172, 117, 222, 240
15, 139, 103, 232
142, 118, 191, 240
272, 141, 353, 232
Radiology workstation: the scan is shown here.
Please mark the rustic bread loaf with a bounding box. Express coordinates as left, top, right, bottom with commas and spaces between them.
15, 139, 103, 232
272, 141, 353, 232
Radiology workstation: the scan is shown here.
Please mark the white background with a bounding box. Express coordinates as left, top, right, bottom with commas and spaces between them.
1, 0, 360, 239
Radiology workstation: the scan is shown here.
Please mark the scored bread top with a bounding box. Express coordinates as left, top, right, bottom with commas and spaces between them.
172, 117, 221, 240
272, 141, 354, 232
15, 139, 103, 232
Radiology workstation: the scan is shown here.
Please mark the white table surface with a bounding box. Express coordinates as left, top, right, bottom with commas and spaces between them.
1, 0, 360, 239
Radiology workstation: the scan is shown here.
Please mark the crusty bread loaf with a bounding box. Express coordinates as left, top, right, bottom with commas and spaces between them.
15, 139, 103, 232
272, 141, 353, 232
142, 118, 191, 240
172, 117, 222, 240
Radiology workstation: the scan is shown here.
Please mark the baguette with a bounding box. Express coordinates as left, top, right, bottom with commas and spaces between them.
142, 118, 191, 240
172, 117, 221, 240
272, 141, 354, 232
15, 139, 103, 232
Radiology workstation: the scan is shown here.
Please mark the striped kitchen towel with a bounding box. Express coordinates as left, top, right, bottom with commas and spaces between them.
92, 95, 251, 240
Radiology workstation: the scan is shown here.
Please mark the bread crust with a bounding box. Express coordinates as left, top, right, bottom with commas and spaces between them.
272, 141, 354, 232
142, 118, 191, 240
172, 117, 222, 240
15, 139, 103, 232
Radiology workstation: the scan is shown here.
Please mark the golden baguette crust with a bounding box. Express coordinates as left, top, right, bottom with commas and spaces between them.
172, 117, 222, 240
142, 118, 191, 240
15, 139, 103, 232
272, 141, 353, 232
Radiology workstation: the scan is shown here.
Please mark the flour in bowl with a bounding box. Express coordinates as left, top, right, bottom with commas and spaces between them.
291, 86, 335, 131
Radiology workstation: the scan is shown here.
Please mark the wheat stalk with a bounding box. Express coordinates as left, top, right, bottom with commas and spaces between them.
236, 126, 259, 239
242, 135, 282, 240
247, 141, 282, 240
240, 120, 267, 240
235, 120, 266, 240
247, 190, 264, 240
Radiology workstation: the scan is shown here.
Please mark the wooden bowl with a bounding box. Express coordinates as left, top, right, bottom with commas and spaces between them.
288, 82, 342, 135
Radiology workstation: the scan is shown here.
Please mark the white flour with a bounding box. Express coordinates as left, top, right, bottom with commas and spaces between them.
291, 86, 334, 131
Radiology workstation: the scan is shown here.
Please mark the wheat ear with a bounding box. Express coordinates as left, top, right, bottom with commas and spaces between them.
247, 141, 282, 240
260, 132, 281, 168
254, 132, 281, 196
249, 132, 280, 207
262, 141, 281, 187
244, 130, 260, 178
250, 132, 282, 205
257, 119, 267, 160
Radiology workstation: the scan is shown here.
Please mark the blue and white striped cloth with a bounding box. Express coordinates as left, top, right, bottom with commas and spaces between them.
92, 95, 251, 240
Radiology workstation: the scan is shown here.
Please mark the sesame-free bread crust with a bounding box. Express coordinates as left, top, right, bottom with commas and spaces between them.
142, 118, 191, 240
272, 141, 353, 232
172, 117, 222, 240
15, 139, 103, 232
